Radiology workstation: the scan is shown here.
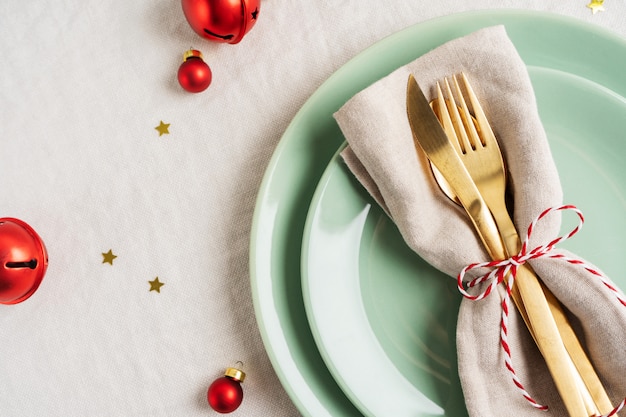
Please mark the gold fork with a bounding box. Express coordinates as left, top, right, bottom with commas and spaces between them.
433, 73, 615, 416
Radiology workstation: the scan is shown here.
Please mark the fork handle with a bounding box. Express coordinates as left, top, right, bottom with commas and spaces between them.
465, 199, 588, 415
507, 279, 601, 416
511, 264, 589, 417
494, 208, 616, 416
544, 284, 617, 415
459, 192, 589, 415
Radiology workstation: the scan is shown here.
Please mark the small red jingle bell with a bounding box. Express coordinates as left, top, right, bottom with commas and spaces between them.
0, 218, 48, 304
181, 0, 261, 44
207, 366, 245, 413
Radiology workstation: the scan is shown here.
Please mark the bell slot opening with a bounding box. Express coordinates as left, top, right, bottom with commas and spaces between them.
5, 259, 38, 269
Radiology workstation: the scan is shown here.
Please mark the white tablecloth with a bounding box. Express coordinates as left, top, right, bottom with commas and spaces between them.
1, 1, 624, 416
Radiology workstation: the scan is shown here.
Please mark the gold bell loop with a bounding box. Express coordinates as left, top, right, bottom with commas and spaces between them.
182, 49, 203, 62
224, 367, 245, 383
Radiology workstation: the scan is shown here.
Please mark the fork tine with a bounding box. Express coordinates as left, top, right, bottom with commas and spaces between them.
453, 75, 483, 147
434, 81, 463, 156
443, 77, 474, 154
460, 73, 498, 149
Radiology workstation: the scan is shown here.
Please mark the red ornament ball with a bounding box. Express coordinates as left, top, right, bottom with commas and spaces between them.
181, 0, 260, 44
0, 218, 48, 304
177, 49, 212, 93
207, 367, 245, 413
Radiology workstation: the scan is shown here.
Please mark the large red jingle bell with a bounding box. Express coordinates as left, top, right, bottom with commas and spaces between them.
181, 0, 260, 44
0, 218, 48, 304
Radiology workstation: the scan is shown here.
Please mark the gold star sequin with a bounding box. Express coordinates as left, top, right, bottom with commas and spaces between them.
148, 277, 165, 293
102, 249, 117, 265
587, 0, 605, 14
155, 121, 170, 136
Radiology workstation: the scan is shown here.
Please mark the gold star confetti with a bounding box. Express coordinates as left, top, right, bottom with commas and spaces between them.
587, 0, 605, 14
102, 249, 117, 265
148, 277, 165, 293
155, 120, 170, 136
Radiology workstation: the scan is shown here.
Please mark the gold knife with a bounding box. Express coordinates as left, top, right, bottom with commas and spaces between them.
405, 74, 587, 417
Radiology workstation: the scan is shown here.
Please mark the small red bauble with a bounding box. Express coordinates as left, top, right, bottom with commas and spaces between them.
207, 367, 245, 413
0, 218, 48, 304
181, 0, 260, 44
177, 49, 212, 93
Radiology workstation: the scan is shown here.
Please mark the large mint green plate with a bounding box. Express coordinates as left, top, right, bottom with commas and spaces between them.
250, 10, 626, 417
301, 66, 626, 417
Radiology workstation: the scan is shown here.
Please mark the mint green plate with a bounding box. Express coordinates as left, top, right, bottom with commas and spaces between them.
250, 10, 626, 417
301, 67, 626, 417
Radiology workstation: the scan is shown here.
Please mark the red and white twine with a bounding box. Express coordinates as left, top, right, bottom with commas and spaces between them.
457, 205, 626, 416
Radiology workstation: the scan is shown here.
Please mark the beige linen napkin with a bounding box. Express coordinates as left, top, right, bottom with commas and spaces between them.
334, 26, 626, 416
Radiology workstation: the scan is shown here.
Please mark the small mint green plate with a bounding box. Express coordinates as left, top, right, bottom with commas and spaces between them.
301, 67, 626, 417
251, 10, 626, 417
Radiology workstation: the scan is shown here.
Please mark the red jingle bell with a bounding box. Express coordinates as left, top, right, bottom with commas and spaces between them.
207, 366, 245, 413
181, 0, 260, 44
0, 218, 48, 304
177, 49, 212, 93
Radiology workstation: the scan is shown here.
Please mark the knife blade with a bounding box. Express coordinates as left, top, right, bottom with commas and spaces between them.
405, 74, 504, 257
